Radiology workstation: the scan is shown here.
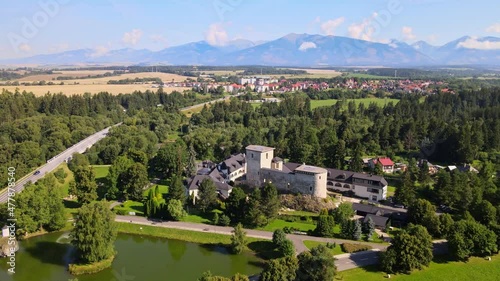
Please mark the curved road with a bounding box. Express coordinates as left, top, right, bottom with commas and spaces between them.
0, 124, 121, 203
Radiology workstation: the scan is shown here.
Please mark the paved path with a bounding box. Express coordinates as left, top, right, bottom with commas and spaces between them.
0, 123, 121, 203
115, 215, 389, 271
180, 93, 242, 112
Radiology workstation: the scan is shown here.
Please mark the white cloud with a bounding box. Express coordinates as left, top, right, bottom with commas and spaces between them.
458, 37, 500, 50
401, 26, 416, 41
427, 34, 438, 43
205, 23, 229, 46
122, 29, 143, 45
19, 43, 31, 52
347, 13, 377, 41
321, 17, 345, 36
486, 23, 500, 33
89, 46, 109, 58
298, 42, 317, 51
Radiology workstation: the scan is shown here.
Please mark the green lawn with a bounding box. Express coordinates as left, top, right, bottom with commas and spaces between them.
91, 165, 110, 179
114, 200, 145, 216
258, 219, 316, 232
310, 98, 399, 109
339, 255, 500, 281
387, 185, 396, 197
47, 162, 74, 196
303, 240, 345, 255
280, 210, 319, 217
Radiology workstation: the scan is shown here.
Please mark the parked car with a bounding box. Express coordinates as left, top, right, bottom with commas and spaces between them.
34, 170, 41, 175
394, 203, 405, 209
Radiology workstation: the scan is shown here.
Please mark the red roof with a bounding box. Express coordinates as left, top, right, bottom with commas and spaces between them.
378, 157, 394, 166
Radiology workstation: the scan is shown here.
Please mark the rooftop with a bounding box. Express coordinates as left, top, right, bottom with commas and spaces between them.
246, 145, 274, 153
295, 164, 327, 174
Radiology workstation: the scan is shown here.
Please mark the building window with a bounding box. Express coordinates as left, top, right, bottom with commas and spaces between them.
327, 181, 333, 186
309, 186, 313, 191
372, 195, 377, 201
287, 183, 290, 188
319, 176, 321, 179
251, 153, 254, 158
266, 153, 268, 159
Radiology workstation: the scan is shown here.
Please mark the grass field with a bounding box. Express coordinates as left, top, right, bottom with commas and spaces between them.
303, 240, 345, 255
343, 73, 396, 79
310, 98, 399, 109
114, 200, 145, 215
17, 71, 189, 84
47, 162, 74, 196
281, 68, 342, 79
280, 210, 319, 217
258, 219, 317, 232
339, 255, 500, 281
91, 165, 110, 179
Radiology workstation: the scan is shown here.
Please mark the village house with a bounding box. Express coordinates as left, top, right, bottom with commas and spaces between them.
368, 157, 395, 173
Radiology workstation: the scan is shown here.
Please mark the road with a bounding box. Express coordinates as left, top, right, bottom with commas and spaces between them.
0, 124, 121, 203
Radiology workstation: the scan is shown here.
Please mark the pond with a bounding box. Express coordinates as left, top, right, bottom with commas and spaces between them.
0, 232, 264, 281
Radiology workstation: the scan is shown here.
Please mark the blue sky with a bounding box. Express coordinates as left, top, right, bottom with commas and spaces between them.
1, 0, 499, 59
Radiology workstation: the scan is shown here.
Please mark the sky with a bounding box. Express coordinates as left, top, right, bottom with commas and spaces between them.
0, 0, 499, 59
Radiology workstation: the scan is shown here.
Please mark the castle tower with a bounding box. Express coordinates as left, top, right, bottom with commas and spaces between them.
245, 145, 274, 187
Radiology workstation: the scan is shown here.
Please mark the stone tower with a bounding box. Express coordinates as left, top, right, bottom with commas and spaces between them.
245, 145, 274, 186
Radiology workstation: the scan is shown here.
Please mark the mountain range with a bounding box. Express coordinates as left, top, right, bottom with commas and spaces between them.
1, 34, 499, 67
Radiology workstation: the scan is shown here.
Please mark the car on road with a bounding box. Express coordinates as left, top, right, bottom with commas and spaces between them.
34, 170, 41, 175
393, 204, 405, 209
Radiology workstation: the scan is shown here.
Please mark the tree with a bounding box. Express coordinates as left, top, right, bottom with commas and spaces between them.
219, 214, 231, 226
245, 188, 267, 227
272, 229, 287, 247
437, 213, 454, 238
447, 220, 498, 261
68, 153, 89, 172
259, 256, 299, 281
419, 161, 431, 185
260, 183, 280, 220
296, 244, 336, 281
73, 166, 98, 204
472, 200, 497, 226
120, 163, 149, 201
331, 202, 354, 224
353, 219, 362, 240
198, 271, 249, 281
71, 201, 117, 263
333, 139, 346, 169
407, 199, 440, 236
340, 219, 356, 239
374, 162, 384, 175
145, 185, 165, 218
363, 216, 375, 239
126, 149, 148, 166
394, 172, 415, 207
381, 224, 433, 273
154, 140, 188, 178
349, 141, 364, 172
230, 223, 247, 254
106, 155, 134, 199
187, 144, 197, 177
314, 214, 335, 237
168, 174, 187, 203
197, 179, 218, 212
278, 239, 295, 257
225, 187, 247, 223
166, 199, 187, 221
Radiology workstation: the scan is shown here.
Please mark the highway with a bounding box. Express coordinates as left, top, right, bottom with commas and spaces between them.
0, 123, 121, 203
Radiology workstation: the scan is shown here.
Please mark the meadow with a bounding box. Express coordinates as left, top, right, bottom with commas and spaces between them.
339, 255, 500, 281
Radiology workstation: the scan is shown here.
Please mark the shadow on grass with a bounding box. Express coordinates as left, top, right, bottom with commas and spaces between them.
63, 199, 80, 209
247, 241, 280, 260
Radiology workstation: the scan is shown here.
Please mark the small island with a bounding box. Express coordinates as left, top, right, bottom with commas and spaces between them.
68, 201, 118, 275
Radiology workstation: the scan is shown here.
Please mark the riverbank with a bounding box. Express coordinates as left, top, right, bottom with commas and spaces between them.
68, 255, 115, 275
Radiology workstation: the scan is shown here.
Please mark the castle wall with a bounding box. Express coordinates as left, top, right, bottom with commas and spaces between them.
260, 168, 327, 198
246, 148, 273, 186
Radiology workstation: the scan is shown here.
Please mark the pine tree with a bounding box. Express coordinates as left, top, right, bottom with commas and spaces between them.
187, 144, 197, 178
230, 223, 247, 254
349, 141, 364, 172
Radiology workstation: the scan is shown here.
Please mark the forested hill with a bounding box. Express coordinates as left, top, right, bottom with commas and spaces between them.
0, 89, 208, 187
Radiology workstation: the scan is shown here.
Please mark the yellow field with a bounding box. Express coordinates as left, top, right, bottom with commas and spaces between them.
194, 70, 244, 76
282, 68, 342, 78
1, 84, 189, 96
18, 71, 190, 84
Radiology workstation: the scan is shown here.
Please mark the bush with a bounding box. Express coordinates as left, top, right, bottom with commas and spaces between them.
54, 168, 67, 184
219, 214, 231, 226
114, 208, 129, 215
279, 194, 335, 213
68, 255, 115, 275
340, 243, 372, 253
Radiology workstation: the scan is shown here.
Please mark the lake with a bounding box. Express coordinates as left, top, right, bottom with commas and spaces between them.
0, 232, 264, 281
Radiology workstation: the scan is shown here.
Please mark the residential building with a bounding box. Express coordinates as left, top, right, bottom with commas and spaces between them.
368, 157, 395, 173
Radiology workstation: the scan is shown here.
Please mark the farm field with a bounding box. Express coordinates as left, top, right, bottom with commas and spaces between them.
16, 70, 112, 81
194, 70, 244, 75
1, 84, 189, 95
281, 68, 343, 78
16, 71, 190, 84
339, 255, 500, 281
